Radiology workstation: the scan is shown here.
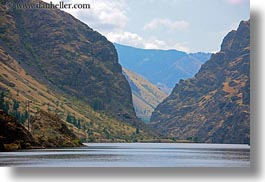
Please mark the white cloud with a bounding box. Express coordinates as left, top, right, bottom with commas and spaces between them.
42, 0, 190, 52
173, 43, 190, 53
43, 0, 128, 33
143, 18, 190, 32
143, 43, 159, 49
144, 39, 166, 49
107, 31, 190, 52
107, 31, 143, 48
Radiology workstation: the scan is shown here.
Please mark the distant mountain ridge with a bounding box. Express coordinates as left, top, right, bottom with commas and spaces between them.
150, 20, 250, 144
115, 43, 211, 93
123, 68, 167, 123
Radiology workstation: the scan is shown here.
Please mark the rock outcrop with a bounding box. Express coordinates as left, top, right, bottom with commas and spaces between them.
150, 20, 250, 144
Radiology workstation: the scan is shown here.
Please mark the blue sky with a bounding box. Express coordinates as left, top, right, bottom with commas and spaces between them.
43, 0, 249, 53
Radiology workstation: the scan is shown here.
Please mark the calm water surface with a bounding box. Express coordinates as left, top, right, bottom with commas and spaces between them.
0, 143, 250, 167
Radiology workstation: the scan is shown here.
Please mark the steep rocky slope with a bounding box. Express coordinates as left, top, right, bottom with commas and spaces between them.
0, 0, 138, 126
0, 33, 155, 143
150, 20, 250, 144
0, 0, 156, 143
123, 68, 167, 123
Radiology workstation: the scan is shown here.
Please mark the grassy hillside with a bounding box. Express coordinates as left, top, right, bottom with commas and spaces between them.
0, 0, 158, 143
123, 68, 167, 123
0, 0, 143, 128
0, 45, 156, 143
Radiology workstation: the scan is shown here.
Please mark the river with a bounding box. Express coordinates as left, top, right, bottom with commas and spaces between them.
0, 143, 250, 167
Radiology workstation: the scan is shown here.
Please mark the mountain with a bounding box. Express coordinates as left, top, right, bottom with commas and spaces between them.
30, 110, 82, 148
0, 0, 156, 143
115, 43, 211, 93
150, 20, 250, 144
0, 111, 39, 151
0, 110, 82, 151
123, 68, 167, 123
0, 34, 155, 143
0, 0, 139, 126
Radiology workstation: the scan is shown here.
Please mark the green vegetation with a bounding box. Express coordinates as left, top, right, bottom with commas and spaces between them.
0, 1, 138, 126
66, 114, 82, 129
0, 91, 28, 125
0, 91, 9, 113
0, 0, 157, 146
0, 51, 157, 143
186, 136, 200, 143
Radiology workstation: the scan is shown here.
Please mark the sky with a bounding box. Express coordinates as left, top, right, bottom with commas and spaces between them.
43, 0, 249, 53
